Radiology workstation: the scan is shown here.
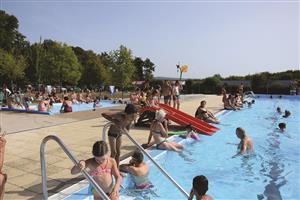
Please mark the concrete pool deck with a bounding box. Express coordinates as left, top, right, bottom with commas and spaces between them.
2, 94, 223, 200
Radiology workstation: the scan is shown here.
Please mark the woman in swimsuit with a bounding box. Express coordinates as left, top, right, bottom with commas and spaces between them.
147, 109, 183, 152
119, 151, 153, 190
71, 141, 122, 200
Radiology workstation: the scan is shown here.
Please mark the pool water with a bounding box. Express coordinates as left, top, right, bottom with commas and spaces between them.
25, 100, 120, 115
48, 100, 120, 115
150, 96, 299, 200
56, 96, 300, 200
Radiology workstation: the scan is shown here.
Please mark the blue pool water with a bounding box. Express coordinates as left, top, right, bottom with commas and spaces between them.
58, 96, 300, 200
48, 100, 120, 115
2, 100, 120, 115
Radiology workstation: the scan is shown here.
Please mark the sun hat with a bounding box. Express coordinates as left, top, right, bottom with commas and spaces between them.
155, 109, 166, 121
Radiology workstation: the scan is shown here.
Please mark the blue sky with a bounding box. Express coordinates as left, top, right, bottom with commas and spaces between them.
2, 0, 299, 79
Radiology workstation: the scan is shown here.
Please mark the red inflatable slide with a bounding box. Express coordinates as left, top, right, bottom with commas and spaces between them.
139, 104, 219, 136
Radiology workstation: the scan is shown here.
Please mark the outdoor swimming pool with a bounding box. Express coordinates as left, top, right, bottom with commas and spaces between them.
1, 100, 120, 115
51, 95, 300, 200
48, 100, 120, 115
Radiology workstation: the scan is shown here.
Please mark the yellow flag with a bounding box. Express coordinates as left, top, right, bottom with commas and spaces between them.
181, 65, 188, 73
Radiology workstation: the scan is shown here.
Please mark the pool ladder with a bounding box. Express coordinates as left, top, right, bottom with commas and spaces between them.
40, 135, 110, 200
102, 122, 189, 198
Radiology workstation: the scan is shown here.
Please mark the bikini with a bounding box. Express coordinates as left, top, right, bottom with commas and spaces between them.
89, 159, 113, 196
152, 130, 168, 149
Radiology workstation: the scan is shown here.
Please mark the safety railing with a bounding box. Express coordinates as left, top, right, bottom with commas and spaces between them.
102, 123, 189, 198
40, 135, 109, 200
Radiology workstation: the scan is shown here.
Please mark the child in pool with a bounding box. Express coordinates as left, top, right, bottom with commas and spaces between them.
278, 123, 286, 132
119, 151, 153, 190
71, 141, 122, 200
188, 175, 213, 200
179, 125, 200, 140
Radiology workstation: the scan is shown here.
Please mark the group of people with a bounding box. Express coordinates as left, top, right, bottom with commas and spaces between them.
129, 80, 183, 110
70, 103, 212, 200
276, 107, 291, 132
2, 87, 105, 113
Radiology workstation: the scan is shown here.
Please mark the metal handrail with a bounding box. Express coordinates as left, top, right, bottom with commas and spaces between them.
40, 135, 109, 200
102, 123, 189, 198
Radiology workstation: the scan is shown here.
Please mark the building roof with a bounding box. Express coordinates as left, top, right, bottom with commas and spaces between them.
221, 80, 251, 87
154, 76, 187, 81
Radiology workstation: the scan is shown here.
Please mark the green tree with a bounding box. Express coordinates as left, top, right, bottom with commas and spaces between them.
251, 72, 270, 93
144, 58, 155, 81
109, 45, 135, 89
0, 49, 26, 84
133, 57, 144, 80
72, 47, 110, 88
0, 10, 30, 56
200, 75, 222, 94
133, 57, 155, 81
38, 40, 81, 85
0, 10, 19, 52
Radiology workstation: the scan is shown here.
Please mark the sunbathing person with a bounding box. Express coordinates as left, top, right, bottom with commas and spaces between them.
119, 151, 153, 190
195, 101, 220, 124
147, 109, 183, 152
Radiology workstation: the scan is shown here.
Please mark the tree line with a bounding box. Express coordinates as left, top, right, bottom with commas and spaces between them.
1, 10, 299, 95
0, 10, 155, 90
182, 71, 300, 95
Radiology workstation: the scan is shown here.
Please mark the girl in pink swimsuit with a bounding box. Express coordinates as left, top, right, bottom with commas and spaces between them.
71, 141, 122, 200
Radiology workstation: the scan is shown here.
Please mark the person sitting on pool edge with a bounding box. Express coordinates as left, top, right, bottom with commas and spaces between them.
278, 123, 286, 132
195, 100, 220, 124
188, 175, 213, 200
119, 150, 153, 190
233, 127, 254, 157
147, 109, 183, 152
